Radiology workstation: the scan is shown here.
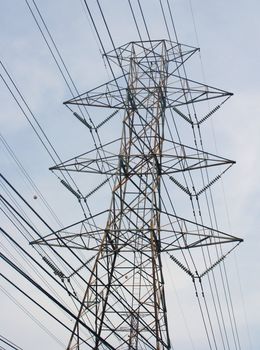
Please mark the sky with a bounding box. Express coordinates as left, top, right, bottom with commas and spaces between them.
0, 0, 260, 349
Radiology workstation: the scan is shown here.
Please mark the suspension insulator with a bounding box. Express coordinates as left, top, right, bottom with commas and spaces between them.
60, 180, 81, 200
73, 112, 93, 130
198, 105, 220, 125
169, 176, 192, 196
42, 256, 65, 279
169, 255, 194, 278
172, 107, 193, 125
196, 175, 221, 196
84, 177, 111, 200
95, 110, 119, 130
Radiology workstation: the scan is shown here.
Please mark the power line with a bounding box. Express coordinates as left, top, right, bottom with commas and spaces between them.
0, 175, 140, 344
0, 252, 115, 350
0, 60, 87, 219
0, 284, 65, 348
0, 132, 63, 227
1, 2, 245, 348
0, 334, 23, 350
0, 337, 22, 350
155, 3, 241, 348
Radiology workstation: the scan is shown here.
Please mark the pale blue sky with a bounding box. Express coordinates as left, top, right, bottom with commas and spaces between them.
0, 1, 259, 349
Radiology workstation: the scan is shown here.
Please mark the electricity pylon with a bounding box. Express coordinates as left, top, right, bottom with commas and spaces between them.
34, 40, 242, 349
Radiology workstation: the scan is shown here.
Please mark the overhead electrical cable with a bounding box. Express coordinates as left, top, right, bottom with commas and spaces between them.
0, 284, 65, 348
0, 223, 77, 310
0, 178, 74, 283
0, 176, 96, 284
0, 172, 132, 338
24, 0, 86, 118
196, 132, 242, 350
0, 278, 93, 348
127, 0, 142, 41
0, 253, 116, 350
170, 4, 239, 350
0, 132, 63, 228
0, 200, 100, 335
137, 0, 152, 41
0, 64, 58, 166
0, 61, 86, 208
25, 0, 122, 234
0, 335, 23, 350
0, 177, 146, 346
183, 2, 243, 348
159, 0, 235, 341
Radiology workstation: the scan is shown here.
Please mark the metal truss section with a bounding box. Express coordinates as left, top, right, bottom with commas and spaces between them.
64, 40, 232, 122
33, 209, 242, 253
50, 139, 234, 176
104, 40, 199, 73
35, 39, 242, 349
64, 73, 232, 111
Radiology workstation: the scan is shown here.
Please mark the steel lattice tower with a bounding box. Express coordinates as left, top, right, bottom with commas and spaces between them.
34, 40, 242, 349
